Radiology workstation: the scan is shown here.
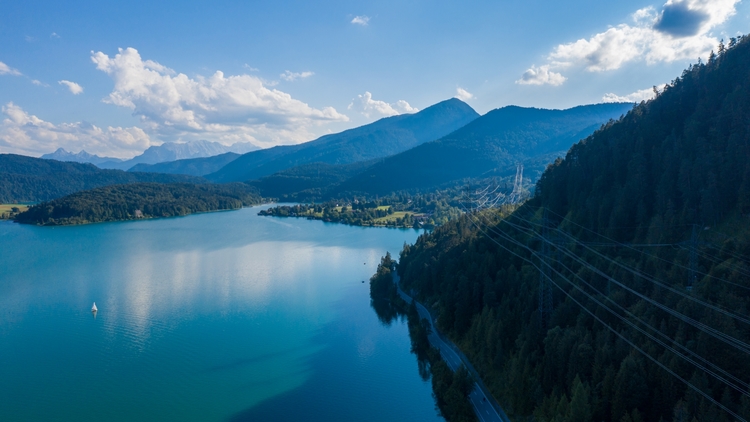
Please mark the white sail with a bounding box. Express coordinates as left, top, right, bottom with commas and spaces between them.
91, 302, 98, 312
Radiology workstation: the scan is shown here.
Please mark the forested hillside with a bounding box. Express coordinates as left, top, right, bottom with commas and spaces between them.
334, 103, 633, 196
206, 98, 479, 182
395, 37, 750, 422
0, 154, 204, 203
128, 152, 241, 176
15, 182, 261, 226
247, 160, 377, 199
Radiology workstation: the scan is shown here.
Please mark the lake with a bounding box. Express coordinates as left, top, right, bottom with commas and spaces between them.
0, 205, 443, 422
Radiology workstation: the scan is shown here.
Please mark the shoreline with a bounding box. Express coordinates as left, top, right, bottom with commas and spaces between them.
16, 202, 274, 227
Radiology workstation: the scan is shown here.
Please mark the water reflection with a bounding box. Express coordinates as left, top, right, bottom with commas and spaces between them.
0, 207, 436, 422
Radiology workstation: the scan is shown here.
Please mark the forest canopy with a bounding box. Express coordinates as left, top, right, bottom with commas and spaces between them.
15, 182, 262, 226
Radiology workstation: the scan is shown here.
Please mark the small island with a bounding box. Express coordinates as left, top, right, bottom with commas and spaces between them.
14, 182, 263, 226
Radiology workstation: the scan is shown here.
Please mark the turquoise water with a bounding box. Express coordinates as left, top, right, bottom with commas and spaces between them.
0, 206, 442, 422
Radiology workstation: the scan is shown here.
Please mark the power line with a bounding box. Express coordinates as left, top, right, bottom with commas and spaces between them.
541, 208, 750, 293
458, 206, 748, 421
480, 211, 750, 395
499, 212, 750, 356
518, 209, 750, 323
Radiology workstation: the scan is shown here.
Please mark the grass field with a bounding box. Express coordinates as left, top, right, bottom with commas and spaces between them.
0, 204, 29, 219
373, 211, 409, 224
0, 204, 29, 213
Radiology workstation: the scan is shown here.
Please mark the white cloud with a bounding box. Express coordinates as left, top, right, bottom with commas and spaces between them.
90, 47, 348, 148
243, 64, 259, 71
280, 70, 314, 81
58, 80, 84, 95
519, 0, 739, 85
455, 87, 474, 101
50, 32, 60, 39
603, 84, 668, 103
348, 92, 418, 118
516, 65, 567, 86
0, 102, 152, 158
351, 15, 370, 26
0, 61, 21, 76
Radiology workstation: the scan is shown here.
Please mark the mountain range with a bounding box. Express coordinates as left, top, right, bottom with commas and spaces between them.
40, 148, 124, 166
206, 98, 480, 183
331, 103, 633, 196
241, 102, 633, 200
41, 140, 259, 171
16, 99, 631, 204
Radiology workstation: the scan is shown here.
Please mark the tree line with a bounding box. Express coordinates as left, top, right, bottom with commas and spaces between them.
15, 182, 262, 226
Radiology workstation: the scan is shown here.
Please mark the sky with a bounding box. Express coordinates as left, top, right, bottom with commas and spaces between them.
0, 0, 747, 158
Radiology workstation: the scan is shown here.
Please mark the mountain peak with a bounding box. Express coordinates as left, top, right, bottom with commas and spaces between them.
207, 97, 480, 182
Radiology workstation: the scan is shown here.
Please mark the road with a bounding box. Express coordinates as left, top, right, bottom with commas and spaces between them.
393, 271, 511, 422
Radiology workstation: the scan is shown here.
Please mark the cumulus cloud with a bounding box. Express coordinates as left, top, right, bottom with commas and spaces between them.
90, 47, 348, 147
280, 70, 314, 81
351, 15, 370, 26
519, 0, 739, 85
455, 87, 474, 101
516, 65, 567, 86
348, 92, 418, 118
602, 84, 668, 102
50, 32, 60, 39
0, 102, 152, 158
0, 61, 21, 76
58, 80, 84, 95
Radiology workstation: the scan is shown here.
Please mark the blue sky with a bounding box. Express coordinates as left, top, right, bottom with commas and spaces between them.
0, 0, 747, 158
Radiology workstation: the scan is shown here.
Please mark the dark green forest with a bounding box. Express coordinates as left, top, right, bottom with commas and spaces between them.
15, 182, 262, 226
0, 154, 204, 203
395, 36, 750, 422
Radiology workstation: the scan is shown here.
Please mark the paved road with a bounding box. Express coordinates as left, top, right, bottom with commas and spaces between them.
393, 272, 511, 422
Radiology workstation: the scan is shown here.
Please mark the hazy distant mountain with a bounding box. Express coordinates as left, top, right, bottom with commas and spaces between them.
128, 152, 242, 177
206, 98, 480, 183
41, 148, 124, 166
98, 140, 260, 170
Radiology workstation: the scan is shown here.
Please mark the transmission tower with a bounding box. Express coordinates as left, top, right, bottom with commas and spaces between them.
508, 163, 525, 204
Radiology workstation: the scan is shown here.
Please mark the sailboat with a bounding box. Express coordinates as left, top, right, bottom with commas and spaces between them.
91, 302, 98, 313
